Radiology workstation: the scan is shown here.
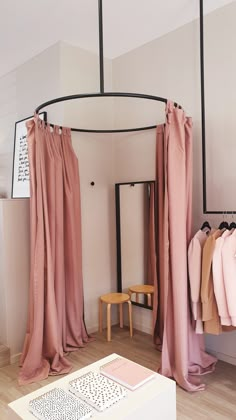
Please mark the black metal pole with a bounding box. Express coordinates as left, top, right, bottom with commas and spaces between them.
200, 0, 207, 213
98, 0, 104, 93
115, 184, 122, 293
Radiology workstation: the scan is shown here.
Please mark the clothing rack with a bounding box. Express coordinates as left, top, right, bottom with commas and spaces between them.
34, 0, 181, 134
200, 0, 235, 214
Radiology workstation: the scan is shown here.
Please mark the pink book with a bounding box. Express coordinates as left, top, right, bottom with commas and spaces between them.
100, 357, 156, 391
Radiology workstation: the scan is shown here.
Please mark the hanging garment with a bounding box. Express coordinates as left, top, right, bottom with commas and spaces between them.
222, 229, 236, 326
153, 101, 216, 392
19, 117, 91, 385
201, 230, 222, 334
188, 228, 210, 333
212, 229, 232, 326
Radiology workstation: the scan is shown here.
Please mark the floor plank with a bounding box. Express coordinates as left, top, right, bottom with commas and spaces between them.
0, 327, 236, 419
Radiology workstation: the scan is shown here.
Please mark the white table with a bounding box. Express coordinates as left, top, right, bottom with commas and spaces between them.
8, 353, 176, 420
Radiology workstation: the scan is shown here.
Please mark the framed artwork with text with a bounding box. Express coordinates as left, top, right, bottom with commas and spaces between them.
11, 112, 47, 198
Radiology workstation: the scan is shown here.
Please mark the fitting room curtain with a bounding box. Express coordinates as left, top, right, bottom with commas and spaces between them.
19, 117, 90, 385
153, 101, 217, 391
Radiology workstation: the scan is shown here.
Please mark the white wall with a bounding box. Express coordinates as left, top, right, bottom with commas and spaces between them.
0, 202, 7, 344
0, 199, 30, 362
0, 72, 17, 198
112, 2, 236, 361
0, 43, 63, 198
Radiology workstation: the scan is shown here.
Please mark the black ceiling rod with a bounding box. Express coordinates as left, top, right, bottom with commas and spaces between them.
200, 0, 207, 214
98, 0, 104, 93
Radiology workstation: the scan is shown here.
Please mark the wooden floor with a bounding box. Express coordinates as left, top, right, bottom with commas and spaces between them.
0, 327, 236, 419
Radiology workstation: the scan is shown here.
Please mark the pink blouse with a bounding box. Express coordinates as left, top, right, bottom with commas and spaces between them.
212, 229, 231, 326
222, 229, 236, 326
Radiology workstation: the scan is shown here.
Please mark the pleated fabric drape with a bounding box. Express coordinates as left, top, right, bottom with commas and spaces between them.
153, 101, 217, 391
19, 116, 90, 385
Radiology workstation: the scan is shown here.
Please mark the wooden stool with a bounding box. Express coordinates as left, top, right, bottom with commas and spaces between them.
99, 293, 133, 341
128, 285, 154, 307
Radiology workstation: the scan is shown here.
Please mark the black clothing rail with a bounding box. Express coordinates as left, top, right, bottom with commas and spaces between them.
200, 0, 207, 213
199, 0, 235, 214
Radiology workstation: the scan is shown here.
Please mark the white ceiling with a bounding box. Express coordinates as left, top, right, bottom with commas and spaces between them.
0, 0, 234, 78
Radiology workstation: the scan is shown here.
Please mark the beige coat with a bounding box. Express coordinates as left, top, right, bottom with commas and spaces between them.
201, 230, 222, 335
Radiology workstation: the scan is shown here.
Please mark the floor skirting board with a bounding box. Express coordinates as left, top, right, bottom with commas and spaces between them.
87, 320, 119, 335
87, 324, 100, 335
0, 344, 10, 367
88, 320, 153, 337
123, 321, 152, 335
206, 348, 236, 366
131, 322, 152, 335
10, 353, 21, 365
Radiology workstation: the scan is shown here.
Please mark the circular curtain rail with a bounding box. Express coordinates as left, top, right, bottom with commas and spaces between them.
34, 1, 182, 134
35, 92, 181, 133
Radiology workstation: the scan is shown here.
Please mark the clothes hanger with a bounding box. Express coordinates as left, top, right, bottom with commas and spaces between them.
218, 212, 229, 230
200, 220, 211, 231
218, 221, 229, 229
229, 212, 236, 229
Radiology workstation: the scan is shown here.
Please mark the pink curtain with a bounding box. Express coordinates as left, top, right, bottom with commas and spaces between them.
153, 101, 216, 391
19, 116, 91, 385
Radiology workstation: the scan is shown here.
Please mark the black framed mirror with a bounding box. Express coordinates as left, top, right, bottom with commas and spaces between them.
115, 180, 156, 309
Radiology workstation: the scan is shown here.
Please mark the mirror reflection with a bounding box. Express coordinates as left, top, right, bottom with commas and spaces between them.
115, 181, 156, 309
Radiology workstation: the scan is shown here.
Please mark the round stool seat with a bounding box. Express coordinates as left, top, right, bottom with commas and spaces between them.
100, 292, 130, 304
128, 285, 154, 294
128, 285, 154, 307
99, 292, 133, 341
